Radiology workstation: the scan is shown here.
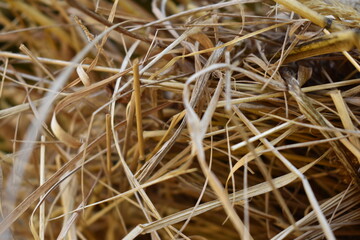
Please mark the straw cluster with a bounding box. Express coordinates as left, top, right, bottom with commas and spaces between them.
0, 0, 359, 239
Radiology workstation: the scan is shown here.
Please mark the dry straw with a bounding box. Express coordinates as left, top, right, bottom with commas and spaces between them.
0, 0, 360, 239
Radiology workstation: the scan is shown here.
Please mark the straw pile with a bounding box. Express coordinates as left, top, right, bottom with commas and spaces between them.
1, 0, 360, 239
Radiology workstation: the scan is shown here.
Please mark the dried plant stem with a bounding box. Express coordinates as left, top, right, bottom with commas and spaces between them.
123, 95, 136, 159
0, 51, 126, 74
105, 114, 112, 175
39, 135, 46, 240
273, 0, 333, 28
133, 59, 145, 161
19, 44, 56, 81
323, 29, 360, 72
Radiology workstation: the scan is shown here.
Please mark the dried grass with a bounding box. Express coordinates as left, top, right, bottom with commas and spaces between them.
0, 0, 360, 239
